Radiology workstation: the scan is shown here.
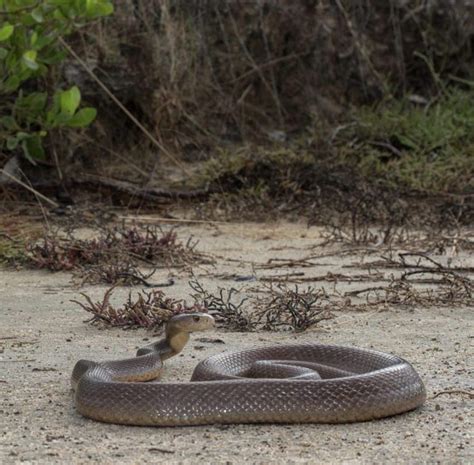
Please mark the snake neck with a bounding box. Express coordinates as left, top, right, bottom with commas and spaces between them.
164, 328, 190, 359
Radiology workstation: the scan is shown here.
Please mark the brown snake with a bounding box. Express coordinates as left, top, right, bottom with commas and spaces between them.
71, 313, 426, 426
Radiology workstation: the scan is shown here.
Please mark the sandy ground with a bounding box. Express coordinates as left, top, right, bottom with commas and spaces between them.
0, 221, 472, 465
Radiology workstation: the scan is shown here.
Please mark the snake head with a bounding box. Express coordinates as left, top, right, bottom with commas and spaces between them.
167, 313, 215, 333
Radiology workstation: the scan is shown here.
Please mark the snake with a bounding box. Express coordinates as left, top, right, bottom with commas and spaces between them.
71, 313, 426, 426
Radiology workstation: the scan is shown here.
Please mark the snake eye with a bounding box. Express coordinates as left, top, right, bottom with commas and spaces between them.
193, 315, 200, 322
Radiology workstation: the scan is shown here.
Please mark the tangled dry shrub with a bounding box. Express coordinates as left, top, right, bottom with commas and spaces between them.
346, 272, 473, 308
73, 279, 337, 332
189, 280, 334, 332
79, 261, 159, 286
254, 283, 334, 332
73, 286, 205, 329
345, 252, 474, 308
189, 280, 253, 331
26, 223, 209, 284
26, 235, 99, 271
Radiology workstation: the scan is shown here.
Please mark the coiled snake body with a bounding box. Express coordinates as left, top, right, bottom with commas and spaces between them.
72, 313, 426, 426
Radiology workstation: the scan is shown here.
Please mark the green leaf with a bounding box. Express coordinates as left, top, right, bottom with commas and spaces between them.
31, 8, 44, 23
45, 110, 58, 127
17, 68, 36, 83
60, 86, 81, 116
52, 112, 72, 127
41, 50, 66, 65
53, 9, 67, 21
86, 0, 98, 15
3, 75, 20, 92
22, 136, 46, 161
0, 116, 17, 130
100, 4, 114, 16
5, 51, 17, 71
6, 133, 29, 151
87, 0, 114, 17
16, 132, 30, 141
0, 47, 7, 59
18, 14, 35, 28
6, 136, 18, 150
0, 23, 14, 42
45, 92, 62, 126
22, 50, 38, 70
66, 107, 97, 127
16, 92, 48, 119
35, 34, 56, 50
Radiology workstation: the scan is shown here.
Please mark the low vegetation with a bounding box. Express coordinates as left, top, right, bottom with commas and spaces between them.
335, 88, 474, 193
195, 87, 473, 225
23, 223, 211, 284
73, 286, 205, 329
0, 233, 27, 265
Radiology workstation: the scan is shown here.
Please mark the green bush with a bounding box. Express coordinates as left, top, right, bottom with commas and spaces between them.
0, 0, 113, 162
337, 88, 474, 192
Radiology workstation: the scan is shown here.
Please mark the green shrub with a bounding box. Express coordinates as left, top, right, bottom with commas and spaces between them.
0, 0, 113, 162
337, 88, 474, 192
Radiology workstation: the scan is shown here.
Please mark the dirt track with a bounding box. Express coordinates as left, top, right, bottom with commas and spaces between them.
1, 221, 472, 464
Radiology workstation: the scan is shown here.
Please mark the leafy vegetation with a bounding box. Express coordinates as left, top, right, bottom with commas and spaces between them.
0, 0, 113, 162
336, 88, 474, 192
201, 88, 474, 199
0, 234, 27, 264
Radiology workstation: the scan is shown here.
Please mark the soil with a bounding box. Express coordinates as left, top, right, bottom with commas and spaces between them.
1, 220, 472, 464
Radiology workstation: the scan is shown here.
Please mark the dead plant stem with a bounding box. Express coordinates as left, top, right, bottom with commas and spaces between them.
0, 169, 59, 208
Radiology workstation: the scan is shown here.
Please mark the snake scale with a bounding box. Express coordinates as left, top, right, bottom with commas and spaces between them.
71, 313, 426, 426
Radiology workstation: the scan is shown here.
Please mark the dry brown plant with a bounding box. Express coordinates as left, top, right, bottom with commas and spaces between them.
72, 286, 205, 329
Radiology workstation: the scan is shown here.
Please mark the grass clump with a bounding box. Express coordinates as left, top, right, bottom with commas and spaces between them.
0, 234, 28, 265
336, 88, 474, 193
203, 146, 317, 197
